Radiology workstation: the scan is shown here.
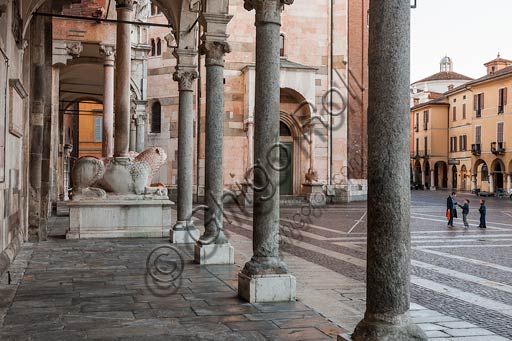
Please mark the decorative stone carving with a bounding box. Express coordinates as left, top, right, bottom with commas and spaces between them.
135, 0, 150, 20
173, 70, 198, 92
71, 147, 168, 198
200, 41, 231, 67
305, 168, 319, 184
66, 42, 83, 58
115, 0, 136, 10
99, 45, 115, 61
244, 0, 294, 24
164, 33, 176, 48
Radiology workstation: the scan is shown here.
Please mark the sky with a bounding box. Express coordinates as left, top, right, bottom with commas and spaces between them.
411, 0, 512, 82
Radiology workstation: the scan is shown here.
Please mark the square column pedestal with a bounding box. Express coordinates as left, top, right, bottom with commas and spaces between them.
302, 182, 326, 206
67, 198, 172, 239
238, 272, 296, 303
170, 224, 200, 244
194, 243, 235, 265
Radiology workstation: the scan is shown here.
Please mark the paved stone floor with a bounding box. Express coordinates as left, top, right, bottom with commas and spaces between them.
1, 190, 511, 340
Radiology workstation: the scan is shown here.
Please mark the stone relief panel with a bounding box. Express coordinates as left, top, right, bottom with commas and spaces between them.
8, 79, 27, 138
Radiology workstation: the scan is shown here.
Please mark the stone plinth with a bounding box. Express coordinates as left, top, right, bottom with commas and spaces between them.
67, 198, 172, 239
302, 182, 326, 206
170, 222, 200, 244
194, 243, 234, 265
238, 272, 296, 303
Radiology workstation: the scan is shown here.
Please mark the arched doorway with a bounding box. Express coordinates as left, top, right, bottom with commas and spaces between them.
451, 165, 458, 189
491, 159, 506, 192
473, 159, 489, 192
461, 165, 468, 191
414, 160, 422, 188
424, 160, 431, 189
434, 161, 447, 189
279, 121, 294, 195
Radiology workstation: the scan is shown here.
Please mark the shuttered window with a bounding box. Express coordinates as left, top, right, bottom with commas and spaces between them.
498, 88, 507, 113
475, 126, 482, 145
462, 103, 466, 119
497, 122, 504, 143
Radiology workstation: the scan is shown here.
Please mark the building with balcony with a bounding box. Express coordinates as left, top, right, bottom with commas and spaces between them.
411, 54, 512, 194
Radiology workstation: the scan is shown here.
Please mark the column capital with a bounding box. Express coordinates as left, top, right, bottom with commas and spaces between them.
115, 0, 135, 10
244, 0, 293, 24
173, 69, 198, 91
99, 44, 116, 61
200, 41, 231, 67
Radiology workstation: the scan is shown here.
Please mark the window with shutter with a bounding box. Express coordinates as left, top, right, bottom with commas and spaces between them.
424, 136, 428, 155
475, 126, 481, 145
497, 122, 504, 143
462, 103, 466, 119
452, 106, 457, 121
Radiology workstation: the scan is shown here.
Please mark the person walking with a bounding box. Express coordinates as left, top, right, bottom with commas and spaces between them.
458, 199, 470, 229
478, 199, 487, 229
446, 192, 457, 228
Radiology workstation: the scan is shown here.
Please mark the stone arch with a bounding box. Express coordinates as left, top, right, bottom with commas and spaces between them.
451, 165, 457, 189
434, 161, 447, 189
423, 160, 431, 189
279, 112, 303, 196
22, 0, 188, 44
491, 158, 506, 192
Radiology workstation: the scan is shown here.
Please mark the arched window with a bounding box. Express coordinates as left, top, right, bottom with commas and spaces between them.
156, 38, 162, 56
150, 39, 155, 56
279, 34, 285, 57
279, 121, 292, 137
151, 101, 161, 133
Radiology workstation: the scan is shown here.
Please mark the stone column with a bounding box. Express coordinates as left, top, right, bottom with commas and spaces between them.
135, 113, 146, 152
129, 117, 137, 152
170, 54, 200, 243
113, 0, 133, 157
100, 45, 115, 158
421, 170, 425, 189
194, 18, 234, 264
238, 0, 296, 303
430, 170, 435, 190
63, 144, 73, 201
489, 175, 494, 193
347, 0, 427, 339
471, 174, 477, 192
507, 174, 511, 191
246, 116, 254, 170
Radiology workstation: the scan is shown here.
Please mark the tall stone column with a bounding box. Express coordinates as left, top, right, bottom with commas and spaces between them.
238, 0, 296, 303
99, 45, 115, 158
430, 170, 435, 190
194, 12, 234, 264
489, 175, 494, 193
170, 51, 200, 243
114, 0, 133, 157
347, 0, 427, 339
507, 174, 511, 191
421, 170, 425, 189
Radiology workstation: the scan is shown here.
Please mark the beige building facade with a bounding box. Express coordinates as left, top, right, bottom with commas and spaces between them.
411, 55, 512, 194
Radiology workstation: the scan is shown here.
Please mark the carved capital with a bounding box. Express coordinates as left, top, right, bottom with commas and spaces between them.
200, 41, 231, 67
66, 42, 83, 58
99, 45, 116, 61
115, 0, 136, 10
173, 70, 198, 91
244, 0, 293, 24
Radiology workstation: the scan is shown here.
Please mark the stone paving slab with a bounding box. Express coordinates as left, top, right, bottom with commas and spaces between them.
0, 237, 345, 340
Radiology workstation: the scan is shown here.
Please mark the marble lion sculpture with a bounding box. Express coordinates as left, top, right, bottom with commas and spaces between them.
71, 147, 168, 199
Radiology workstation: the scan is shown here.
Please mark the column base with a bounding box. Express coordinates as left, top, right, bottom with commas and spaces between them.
342, 314, 427, 341
194, 243, 234, 265
430, 186, 436, 191
238, 272, 296, 303
302, 182, 326, 206
170, 221, 199, 244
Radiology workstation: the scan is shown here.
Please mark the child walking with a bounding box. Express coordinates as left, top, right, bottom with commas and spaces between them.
478, 199, 487, 229
458, 199, 470, 229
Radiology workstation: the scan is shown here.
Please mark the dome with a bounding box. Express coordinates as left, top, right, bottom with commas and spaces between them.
440, 56, 453, 72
